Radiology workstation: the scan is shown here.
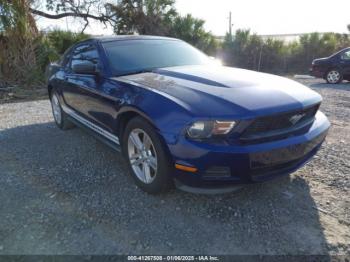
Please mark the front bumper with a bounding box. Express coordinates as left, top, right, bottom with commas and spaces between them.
168, 111, 330, 188
309, 67, 325, 78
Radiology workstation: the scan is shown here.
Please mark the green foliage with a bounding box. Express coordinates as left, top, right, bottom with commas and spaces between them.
28, 30, 89, 80
111, 0, 177, 35
0, 0, 41, 86
259, 38, 286, 74
223, 30, 264, 70
110, 0, 217, 54
2, 0, 349, 87
0, 26, 88, 86
222, 30, 350, 74
1, 0, 28, 34
1, 0, 218, 87
286, 32, 350, 73
34, 35, 60, 72
170, 14, 218, 54
46, 29, 89, 55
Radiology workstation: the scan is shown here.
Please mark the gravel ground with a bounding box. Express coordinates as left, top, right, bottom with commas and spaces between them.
0, 78, 349, 255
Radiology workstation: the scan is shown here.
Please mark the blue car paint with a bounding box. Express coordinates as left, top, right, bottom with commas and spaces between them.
169, 111, 328, 186
47, 36, 330, 189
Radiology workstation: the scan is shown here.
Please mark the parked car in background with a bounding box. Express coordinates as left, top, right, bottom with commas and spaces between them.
46, 36, 330, 194
310, 47, 350, 84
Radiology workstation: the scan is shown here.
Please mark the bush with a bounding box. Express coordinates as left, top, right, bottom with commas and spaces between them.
222, 30, 350, 74
169, 14, 218, 55
46, 30, 89, 56
0, 0, 43, 86
0, 29, 89, 87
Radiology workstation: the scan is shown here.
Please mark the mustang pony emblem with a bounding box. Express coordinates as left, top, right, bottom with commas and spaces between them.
289, 113, 306, 125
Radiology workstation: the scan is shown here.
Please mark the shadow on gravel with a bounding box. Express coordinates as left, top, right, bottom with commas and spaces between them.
0, 122, 330, 255
309, 81, 350, 91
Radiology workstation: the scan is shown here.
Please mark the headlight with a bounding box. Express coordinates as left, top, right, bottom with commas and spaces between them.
187, 120, 236, 139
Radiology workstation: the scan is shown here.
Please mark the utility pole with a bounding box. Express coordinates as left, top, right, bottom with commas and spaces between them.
229, 11, 232, 37
258, 44, 263, 71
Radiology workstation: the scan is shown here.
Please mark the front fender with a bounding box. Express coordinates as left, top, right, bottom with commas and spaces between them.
115, 83, 194, 145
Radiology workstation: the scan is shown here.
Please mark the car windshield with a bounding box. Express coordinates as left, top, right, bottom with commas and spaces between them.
330, 48, 350, 58
102, 39, 211, 76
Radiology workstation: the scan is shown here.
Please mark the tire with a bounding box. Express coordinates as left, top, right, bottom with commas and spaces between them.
326, 69, 342, 84
50, 91, 75, 130
122, 116, 173, 194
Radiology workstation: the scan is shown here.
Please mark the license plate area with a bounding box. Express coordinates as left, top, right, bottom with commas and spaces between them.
250, 133, 326, 169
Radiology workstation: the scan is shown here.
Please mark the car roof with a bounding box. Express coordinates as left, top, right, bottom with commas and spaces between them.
85, 35, 180, 43
331, 47, 350, 57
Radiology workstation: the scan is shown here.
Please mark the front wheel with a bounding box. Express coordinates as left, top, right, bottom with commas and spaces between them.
50, 91, 75, 130
326, 69, 342, 84
122, 117, 173, 194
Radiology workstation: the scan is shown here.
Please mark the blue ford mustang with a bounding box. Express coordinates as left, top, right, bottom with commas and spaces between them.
47, 35, 330, 194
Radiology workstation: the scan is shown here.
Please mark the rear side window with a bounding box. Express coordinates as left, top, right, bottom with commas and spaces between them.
70, 44, 100, 69
341, 50, 350, 60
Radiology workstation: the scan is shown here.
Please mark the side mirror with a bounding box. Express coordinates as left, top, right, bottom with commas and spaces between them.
72, 61, 97, 75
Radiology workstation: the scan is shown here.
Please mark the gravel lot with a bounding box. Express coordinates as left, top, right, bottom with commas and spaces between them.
0, 78, 349, 255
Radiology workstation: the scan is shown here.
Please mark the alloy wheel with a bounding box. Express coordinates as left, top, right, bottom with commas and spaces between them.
51, 93, 62, 125
127, 128, 158, 184
327, 70, 341, 84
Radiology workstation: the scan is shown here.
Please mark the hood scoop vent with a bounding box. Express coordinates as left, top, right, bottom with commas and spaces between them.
154, 69, 229, 88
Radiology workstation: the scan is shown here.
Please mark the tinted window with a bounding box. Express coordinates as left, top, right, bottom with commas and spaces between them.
70, 44, 99, 68
341, 50, 350, 60
102, 39, 210, 76
61, 47, 73, 67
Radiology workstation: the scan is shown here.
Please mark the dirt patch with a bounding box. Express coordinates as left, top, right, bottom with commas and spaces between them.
0, 85, 47, 104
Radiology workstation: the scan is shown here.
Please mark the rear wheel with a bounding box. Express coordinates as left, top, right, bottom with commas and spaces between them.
326, 69, 342, 84
50, 91, 74, 130
122, 117, 173, 194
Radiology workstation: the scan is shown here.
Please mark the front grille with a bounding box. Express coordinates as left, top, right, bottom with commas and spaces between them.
240, 104, 320, 142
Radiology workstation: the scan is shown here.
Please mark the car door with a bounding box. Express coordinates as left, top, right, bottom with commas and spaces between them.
63, 43, 99, 115
62, 42, 122, 134
339, 49, 350, 76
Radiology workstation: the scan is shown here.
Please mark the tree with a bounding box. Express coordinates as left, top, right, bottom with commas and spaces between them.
0, 0, 38, 35
0, 0, 41, 85
170, 14, 217, 54
109, 0, 176, 35
222, 29, 287, 73
46, 29, 88, 55
29, 0, 117, 33
108, 1, 217, 53
222, 29, 252, 68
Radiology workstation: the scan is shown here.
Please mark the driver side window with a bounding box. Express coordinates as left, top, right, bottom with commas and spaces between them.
341, 50, 350, 60
70, 44, 100, 69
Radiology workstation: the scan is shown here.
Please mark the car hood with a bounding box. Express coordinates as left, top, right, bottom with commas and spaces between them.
116, 65, 322, 119
313, 57, 330, 64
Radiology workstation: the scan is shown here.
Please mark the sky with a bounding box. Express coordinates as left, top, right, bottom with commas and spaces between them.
37, 0, 350, 36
